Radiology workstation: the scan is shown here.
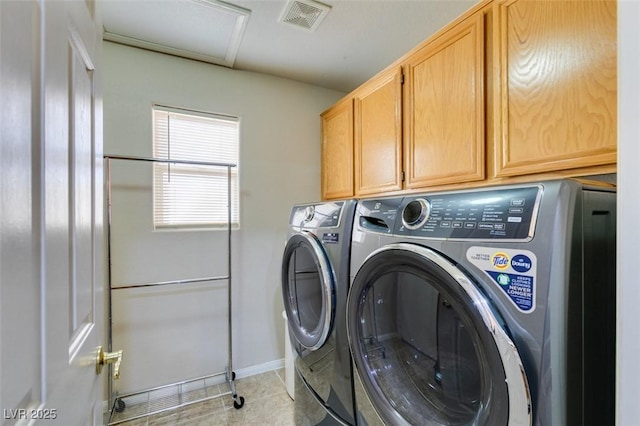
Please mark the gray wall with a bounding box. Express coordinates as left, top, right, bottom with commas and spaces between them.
103, 41, 344, 393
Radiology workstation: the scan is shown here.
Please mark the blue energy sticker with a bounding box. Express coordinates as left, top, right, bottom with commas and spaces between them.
466, 246, 537, 313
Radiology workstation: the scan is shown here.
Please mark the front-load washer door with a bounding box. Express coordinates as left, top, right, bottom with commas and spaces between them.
282, 231, 335, 351
347, 243, 531, 426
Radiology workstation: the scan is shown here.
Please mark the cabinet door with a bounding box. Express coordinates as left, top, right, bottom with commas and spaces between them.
354, 67, 403, 196
321, 98, 354, 200
404, 12, 485, 189
495, 0, 617, 177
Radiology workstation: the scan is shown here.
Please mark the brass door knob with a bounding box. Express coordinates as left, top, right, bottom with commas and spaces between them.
96, 346, 123, 379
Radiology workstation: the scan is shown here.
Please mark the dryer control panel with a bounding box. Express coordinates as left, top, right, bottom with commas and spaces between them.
290, 201, 344, 229
357, 186, 542, 241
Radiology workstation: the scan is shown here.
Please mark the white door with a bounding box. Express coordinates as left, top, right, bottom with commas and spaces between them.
1, 1, 108, 424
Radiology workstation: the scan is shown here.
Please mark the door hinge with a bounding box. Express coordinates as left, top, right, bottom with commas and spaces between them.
401, 73, 405, 85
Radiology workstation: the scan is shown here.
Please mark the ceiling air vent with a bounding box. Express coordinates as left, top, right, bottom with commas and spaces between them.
279, 0, 331, 32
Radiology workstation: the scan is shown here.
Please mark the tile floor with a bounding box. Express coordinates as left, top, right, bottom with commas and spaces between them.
108, 369, 295, 426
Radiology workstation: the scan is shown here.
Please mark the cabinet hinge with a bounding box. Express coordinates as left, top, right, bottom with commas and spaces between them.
401, 73, 405, 85
401, 171, 405, 182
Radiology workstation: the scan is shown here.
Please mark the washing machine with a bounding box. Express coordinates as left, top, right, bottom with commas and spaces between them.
282, 200, 357, 425
346, 179, 616, 426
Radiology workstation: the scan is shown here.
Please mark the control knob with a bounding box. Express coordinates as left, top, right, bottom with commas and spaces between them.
402, 198, 430, 230
303, 205, 315, 222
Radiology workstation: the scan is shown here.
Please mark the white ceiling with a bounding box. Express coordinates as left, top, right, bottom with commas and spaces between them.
100, 0, 477, 93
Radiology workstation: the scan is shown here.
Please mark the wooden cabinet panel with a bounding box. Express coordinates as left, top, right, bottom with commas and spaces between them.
404, 12, 486, 189
495, 0, 617, 176
319, 0, 616, 199
354, 67, 403, 196
321, 98, 354, 199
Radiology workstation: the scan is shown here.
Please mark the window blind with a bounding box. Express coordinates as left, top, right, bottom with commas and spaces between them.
153, 106, 239, 229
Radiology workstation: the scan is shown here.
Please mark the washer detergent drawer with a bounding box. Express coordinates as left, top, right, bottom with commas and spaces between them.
347, 243, 531, 426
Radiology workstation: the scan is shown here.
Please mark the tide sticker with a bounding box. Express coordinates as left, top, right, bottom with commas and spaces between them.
466, 246, 537, 313
491, 253, 510, 270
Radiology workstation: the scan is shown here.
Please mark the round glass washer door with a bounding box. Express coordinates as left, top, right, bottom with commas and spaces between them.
347, 243, 531, 426
282, 231, 335, 351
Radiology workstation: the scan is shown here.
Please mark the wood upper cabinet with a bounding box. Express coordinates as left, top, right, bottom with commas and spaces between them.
494, 0, 617, 177
321, 97, 354, 200
319, 0, 617, 200
354, 67, 403, 196
403, 10, 486, 189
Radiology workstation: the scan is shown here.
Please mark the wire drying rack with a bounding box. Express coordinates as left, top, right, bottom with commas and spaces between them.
104, 155, 244, 425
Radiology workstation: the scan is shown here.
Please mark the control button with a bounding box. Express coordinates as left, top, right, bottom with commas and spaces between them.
508, 216, 522, 223
494, 223, 506, 230
440, 221, 451, 228
452, 221, 463, 228
464, 222, 477, 229
478, 223, 494, 230
511, 198, 526, 207
509, 207, 524, 214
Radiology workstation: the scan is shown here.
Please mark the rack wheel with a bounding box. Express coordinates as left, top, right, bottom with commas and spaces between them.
233, 396, 245, 409
114, 398, 126, 413
231, 371, 236, 381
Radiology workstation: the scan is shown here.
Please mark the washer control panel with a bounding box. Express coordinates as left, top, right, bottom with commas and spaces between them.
357, 186, 542, 240
396, 186, 541, 240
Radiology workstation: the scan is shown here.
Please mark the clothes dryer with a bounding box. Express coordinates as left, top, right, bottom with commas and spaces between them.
347, 180, 616, 425
282, 200, 357, 425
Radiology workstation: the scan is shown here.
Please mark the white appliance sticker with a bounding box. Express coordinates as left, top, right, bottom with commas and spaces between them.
466, 246, 537, 313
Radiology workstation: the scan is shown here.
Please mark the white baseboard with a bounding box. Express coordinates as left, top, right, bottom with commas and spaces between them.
103, 358, 286, 414
232, 358, 285, 379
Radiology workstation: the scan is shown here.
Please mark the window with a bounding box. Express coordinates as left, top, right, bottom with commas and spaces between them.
153, 105, 239, 229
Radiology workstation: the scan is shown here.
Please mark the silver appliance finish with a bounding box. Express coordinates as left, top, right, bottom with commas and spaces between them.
347, 180, 616, 426
282, 200, 357, 425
